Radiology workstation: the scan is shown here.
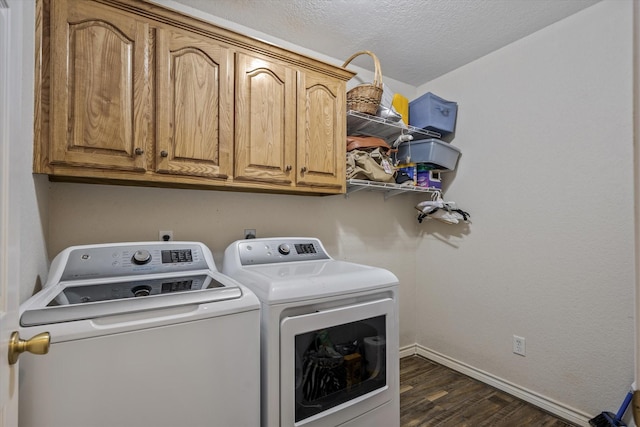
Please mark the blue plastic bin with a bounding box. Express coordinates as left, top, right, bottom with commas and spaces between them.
409, 92, 458, 135
395, 138, 461, 171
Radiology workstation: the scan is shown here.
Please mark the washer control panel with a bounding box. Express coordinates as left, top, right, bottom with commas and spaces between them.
59, 242, 211, 281
238, 238, 330, 265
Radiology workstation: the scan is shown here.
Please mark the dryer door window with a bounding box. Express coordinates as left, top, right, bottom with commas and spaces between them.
280, 298, 394, 426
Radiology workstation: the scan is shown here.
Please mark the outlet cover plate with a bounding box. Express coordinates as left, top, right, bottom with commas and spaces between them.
513, 335, 526, 356
159, 230, 174, 241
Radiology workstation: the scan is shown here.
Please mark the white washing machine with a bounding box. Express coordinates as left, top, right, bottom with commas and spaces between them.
222, 237, 399, 427
18, 241, 260, 427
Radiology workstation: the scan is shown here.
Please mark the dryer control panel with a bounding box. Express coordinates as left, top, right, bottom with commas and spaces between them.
237, 238, 330, 266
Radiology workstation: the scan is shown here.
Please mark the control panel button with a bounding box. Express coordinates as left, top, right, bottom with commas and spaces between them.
132, 250, 152, 265
278, 244, 291, 255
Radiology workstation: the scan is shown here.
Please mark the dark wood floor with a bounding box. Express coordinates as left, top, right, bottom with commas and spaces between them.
400, 356, 578, 427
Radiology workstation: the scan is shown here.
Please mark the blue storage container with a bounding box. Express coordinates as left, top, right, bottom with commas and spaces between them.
395, 138, 461, 171
409, 92, 458, 135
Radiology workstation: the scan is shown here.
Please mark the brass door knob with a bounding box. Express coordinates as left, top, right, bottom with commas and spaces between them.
301, 166, 308, 173
160, 150, 168, 158
8, 331, 50, 365
134, 148, 144, 155
285, 165, 292, 171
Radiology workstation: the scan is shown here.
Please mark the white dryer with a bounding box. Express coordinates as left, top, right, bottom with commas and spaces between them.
18, 241, 260, 427
223, 237, 399, 427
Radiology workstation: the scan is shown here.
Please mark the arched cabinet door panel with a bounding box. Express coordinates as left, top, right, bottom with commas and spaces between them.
297, 71, 346, 191
155, 27, 233, 179
49, 0, 150, 172
235, 53, 296, 186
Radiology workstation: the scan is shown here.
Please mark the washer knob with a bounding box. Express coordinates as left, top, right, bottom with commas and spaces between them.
278, 244, 291, 255
132, 285, 152, 297
132, 249, 152, 265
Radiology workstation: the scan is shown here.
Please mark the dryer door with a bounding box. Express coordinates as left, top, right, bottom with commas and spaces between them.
280, 298, 395, 427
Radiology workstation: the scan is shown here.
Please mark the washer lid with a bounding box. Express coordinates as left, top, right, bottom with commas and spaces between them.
226, 259, 398, 303
20, 272, 242, 326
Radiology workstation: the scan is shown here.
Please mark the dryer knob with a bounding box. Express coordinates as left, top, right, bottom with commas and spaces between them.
132, 249, 152, 265
278, 244, 291, 255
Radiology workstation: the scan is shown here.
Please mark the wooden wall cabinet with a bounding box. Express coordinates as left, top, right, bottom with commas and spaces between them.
34, 0, 354, 195
155, 26, 233, 180
47, 0, 151, 172
234, 54, 346, 192
297, 70, 346, 190
234, 53, 297, 186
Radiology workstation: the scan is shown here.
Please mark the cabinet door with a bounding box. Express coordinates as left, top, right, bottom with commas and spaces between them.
235, 53, 296, 185
49, 0, 150, 171
156, 28, 233, 179
296, 71, 346, 191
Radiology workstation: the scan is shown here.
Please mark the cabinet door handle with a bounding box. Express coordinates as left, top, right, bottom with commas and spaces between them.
301, 166, 307, 173
160, 150, 168, 158
285, 165, 292, 171
134, 148, 144, 155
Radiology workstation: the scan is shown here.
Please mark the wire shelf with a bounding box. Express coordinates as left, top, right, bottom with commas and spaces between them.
346, 179, 441, 200
346, 110, 441, 144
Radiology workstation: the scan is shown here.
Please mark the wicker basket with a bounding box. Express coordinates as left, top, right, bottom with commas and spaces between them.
342, 51, 383, 115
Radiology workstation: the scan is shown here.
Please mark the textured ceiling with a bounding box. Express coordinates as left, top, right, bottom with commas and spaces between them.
168, 0, 601, 86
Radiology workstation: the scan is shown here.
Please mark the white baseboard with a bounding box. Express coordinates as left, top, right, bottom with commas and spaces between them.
398, 344, 416, 359
398, 343, 592, 427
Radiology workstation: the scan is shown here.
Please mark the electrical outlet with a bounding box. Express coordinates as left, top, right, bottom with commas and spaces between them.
159, 230, 173, 241
513, 335, 526, 356
244, 229, 256, 239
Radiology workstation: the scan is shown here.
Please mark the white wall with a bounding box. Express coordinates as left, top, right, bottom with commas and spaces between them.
9, 0, 49, 305
635, 0, 640, 391
415, 0, 634, 418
